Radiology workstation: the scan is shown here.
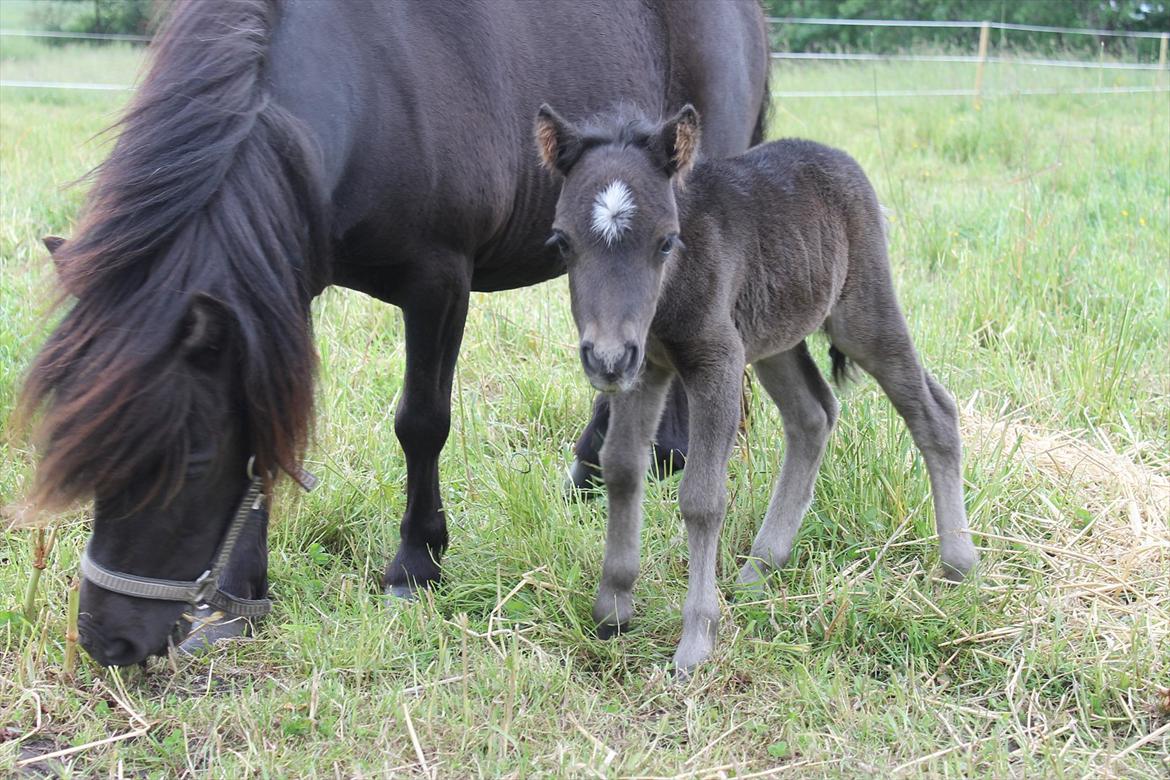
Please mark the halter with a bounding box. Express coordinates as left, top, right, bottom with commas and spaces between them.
79, 458, 318, 619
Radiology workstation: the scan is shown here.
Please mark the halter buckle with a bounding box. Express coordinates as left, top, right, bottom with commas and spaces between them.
192, 569, 217, 606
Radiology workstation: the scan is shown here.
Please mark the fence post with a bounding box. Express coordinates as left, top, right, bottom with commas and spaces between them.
973, 20, 990, 106
1160, 33, 1168, 87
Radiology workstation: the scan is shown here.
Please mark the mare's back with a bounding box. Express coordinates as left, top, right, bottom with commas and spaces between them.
265, 0, 768, 288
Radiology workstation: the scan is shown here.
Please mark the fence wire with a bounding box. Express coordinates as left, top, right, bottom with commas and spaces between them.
1, 17, 1167, 97
771, 51, 1165, 71
768, 17, 1170, 39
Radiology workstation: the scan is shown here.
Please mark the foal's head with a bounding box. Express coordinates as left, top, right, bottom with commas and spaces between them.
535, 104, 700, 391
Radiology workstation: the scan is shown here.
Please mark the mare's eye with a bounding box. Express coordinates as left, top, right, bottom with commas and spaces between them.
546, 230, 571, 257
658, 233, 681, 257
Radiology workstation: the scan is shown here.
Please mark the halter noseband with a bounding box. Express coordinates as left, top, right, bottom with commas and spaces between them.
79, 458, 318, 619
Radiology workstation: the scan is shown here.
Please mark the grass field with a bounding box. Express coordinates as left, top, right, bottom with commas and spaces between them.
1, 38, 1168, 778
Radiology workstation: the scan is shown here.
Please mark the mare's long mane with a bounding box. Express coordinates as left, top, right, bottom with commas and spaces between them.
21, 0, 325, 507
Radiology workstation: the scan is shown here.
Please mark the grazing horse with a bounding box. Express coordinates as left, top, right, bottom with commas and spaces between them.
535, 104, 978, 671
21, 0, 769, 666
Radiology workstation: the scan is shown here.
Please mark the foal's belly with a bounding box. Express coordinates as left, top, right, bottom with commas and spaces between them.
739, 303, 835, 364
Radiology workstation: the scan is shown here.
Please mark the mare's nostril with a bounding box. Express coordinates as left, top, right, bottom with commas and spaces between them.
102, 637, 146, 667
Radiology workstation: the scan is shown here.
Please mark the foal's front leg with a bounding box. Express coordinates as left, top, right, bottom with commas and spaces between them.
674, 347, 744, 672
593, 363, 673, 637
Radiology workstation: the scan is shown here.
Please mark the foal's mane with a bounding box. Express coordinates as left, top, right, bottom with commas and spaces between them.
571, 105, 688, 180
21, 0, 326, 508
575, 105, 661, 158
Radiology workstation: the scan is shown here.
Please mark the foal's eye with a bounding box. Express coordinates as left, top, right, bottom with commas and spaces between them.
658, 233, 681, 257
546, 230, 571, 257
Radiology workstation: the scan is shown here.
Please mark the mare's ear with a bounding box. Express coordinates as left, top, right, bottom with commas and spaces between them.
180, 293, 233, 363
43, 235, 79, 296
535, 103, 583, 175
43, 235, 67, 255
660, 104, 701, 181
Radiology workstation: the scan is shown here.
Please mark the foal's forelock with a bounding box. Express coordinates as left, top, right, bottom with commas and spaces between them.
591, 180, 637, 245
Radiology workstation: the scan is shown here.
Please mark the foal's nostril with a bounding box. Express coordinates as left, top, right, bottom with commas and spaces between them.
580, 342, 596, 374
619, 342, 640, 375
580, 340, 640, 384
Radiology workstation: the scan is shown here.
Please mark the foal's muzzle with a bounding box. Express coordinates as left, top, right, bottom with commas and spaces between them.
580, 340, 640, 391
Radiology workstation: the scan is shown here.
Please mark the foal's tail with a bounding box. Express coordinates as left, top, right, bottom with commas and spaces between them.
828, 344, 852, 387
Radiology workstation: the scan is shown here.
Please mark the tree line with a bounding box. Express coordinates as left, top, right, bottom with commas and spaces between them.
35, 0, 1170, 58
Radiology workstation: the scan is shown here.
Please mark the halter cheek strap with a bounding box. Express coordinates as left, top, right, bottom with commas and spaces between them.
79, 461, 316, 619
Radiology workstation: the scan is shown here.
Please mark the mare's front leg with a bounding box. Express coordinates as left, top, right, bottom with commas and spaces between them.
592, 363, 673, 637
383, 264, 471, 598
569, 377, 690, 490
674, 343, 744, 672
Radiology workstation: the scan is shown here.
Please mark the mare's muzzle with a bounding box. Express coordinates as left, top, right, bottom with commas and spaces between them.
78, 460, 317, 665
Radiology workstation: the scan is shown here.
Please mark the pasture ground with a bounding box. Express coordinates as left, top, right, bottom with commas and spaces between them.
2, 36, 1168, 778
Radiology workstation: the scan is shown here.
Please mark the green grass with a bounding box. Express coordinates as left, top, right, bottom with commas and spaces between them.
2, 45, 1168, 778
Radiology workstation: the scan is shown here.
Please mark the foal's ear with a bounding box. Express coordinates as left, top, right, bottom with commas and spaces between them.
535, 103, 583, 175
660, 104, 701, 180
179, 293, 232, 361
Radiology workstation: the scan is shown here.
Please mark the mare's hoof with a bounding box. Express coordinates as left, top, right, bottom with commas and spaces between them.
384, 583, 423, 601
564, 460, 603, 497
177, 607, 252, 655
595, 621, 629, 640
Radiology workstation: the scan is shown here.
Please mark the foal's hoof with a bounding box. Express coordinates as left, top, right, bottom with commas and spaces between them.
671, 643, 713, 678
595, 621, 629, 640
939, 541, 979, 582
177, 607, 251, 655
735, 559, 773, 593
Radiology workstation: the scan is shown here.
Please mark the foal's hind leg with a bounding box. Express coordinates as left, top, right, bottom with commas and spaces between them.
738, 342, 838, 589
592, 363, 673, 637
828, 293, 977, 580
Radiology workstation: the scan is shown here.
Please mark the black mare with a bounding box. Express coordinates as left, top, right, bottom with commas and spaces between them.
22, 0, 769, 666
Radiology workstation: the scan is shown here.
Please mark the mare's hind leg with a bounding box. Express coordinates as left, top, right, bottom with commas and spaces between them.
569, 378, 689, 490
738, 342, 838, 590
383, 264, 471, 597
828, 294, 977, 580
592, 363, 673, 637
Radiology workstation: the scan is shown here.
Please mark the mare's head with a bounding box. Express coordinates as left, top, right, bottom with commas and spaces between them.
26, 235, 311, 666
19, 0, 320, 666
535, 104, 700, 391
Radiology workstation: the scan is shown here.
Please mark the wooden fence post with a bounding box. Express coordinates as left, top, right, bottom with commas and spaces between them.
974, 20, 990, 106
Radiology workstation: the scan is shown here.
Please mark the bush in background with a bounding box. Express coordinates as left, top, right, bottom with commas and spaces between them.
35, 0, 163, 37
